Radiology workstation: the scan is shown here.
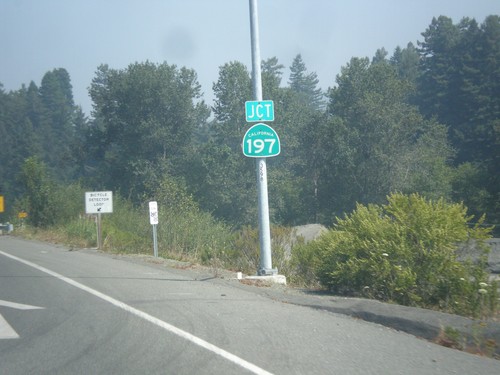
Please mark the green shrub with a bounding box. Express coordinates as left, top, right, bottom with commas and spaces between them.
16, 157, 58, 227
15, 157, 87, 229
305, 193, 497, 317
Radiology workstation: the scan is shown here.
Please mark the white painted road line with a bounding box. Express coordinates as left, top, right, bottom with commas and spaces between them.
0, 300, 44, 339
0, 314, 19, 339
0, 300, 44, 310
0, 250, 274, 375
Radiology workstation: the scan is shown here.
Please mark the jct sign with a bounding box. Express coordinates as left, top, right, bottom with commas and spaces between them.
245, 100, 274, 122
85, 191, 113, 214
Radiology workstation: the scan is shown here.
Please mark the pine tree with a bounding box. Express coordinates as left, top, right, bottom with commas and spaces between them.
288, 54, 324, 110
390, 43, 419, 83
39, 68, 78, 180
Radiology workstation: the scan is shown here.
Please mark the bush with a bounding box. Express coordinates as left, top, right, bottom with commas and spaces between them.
15, 157, 87, 229
16, 156, 58, 227
304, 193, 497, 317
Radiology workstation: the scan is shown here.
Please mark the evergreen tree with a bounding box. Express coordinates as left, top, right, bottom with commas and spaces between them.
288, 54, 324, 110
372, 48, 388, 64
417, 16, 499, 165
417, 15, 500, 226
193, 61, 256, 225
0, 85, 42, 201
390, 42, 420, 83
261, 57, 284, 97
38, 68, 79, 180
26, 81, 43, 131
0, 85, 10, 202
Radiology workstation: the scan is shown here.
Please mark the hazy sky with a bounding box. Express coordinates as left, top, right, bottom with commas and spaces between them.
1, 0, 499, 115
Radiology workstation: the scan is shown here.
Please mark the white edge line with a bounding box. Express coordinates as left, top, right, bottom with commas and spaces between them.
0, 250, 273, 375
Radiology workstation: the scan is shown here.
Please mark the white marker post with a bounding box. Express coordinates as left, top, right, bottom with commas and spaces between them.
149, 201, 159, 258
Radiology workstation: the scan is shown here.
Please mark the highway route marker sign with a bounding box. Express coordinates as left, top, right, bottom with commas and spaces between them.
242, 123, 280, 158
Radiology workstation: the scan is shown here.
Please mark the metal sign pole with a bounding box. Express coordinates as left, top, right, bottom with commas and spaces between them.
249, 0, 274, 275
97, 213, 102, 250
152, 224, 158, 258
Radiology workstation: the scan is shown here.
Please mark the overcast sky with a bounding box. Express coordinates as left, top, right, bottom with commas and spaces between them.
1, 0, 499, 115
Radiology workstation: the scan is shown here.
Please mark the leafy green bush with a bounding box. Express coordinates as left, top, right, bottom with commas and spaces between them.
16, 157, 87, 229
16, 156, 58, 227
304, 193, 497, 317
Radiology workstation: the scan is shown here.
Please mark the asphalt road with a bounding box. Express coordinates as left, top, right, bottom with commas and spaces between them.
0, 236, 498, 374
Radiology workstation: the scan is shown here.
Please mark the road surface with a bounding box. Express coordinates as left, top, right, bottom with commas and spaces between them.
0, 236, 498, 374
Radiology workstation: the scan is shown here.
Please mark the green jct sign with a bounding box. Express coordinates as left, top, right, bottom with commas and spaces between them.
245, 100, 274, 122
242, 123, 280, 158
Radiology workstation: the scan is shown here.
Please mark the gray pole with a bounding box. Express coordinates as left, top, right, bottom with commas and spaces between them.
249, 0, 275, 275
152, 224, 158, 258
97, 213, 102, 250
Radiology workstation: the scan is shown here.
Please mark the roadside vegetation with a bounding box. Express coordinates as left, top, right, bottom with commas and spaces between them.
10, 163, 498, 320
292, 193, 498, 318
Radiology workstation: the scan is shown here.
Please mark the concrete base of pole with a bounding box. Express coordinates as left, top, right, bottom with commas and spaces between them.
243, 274, 287, 285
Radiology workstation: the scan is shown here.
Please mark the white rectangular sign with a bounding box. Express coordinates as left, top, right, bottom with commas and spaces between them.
85, 191, 113, 214
149, 201, 158, 225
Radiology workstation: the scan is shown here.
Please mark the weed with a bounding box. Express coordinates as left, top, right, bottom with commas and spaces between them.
436, 326, 464, 350
436, 323, 499, 359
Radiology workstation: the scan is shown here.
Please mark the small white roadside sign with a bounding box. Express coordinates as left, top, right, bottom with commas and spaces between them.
85, 191, 113, 214
149, 201, 158, 225
149, 201, 159, 258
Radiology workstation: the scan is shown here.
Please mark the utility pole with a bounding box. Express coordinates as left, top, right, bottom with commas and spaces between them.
248, 0, 275, 276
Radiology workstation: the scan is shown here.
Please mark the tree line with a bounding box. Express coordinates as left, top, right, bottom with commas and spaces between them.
0, 15, 498, 232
